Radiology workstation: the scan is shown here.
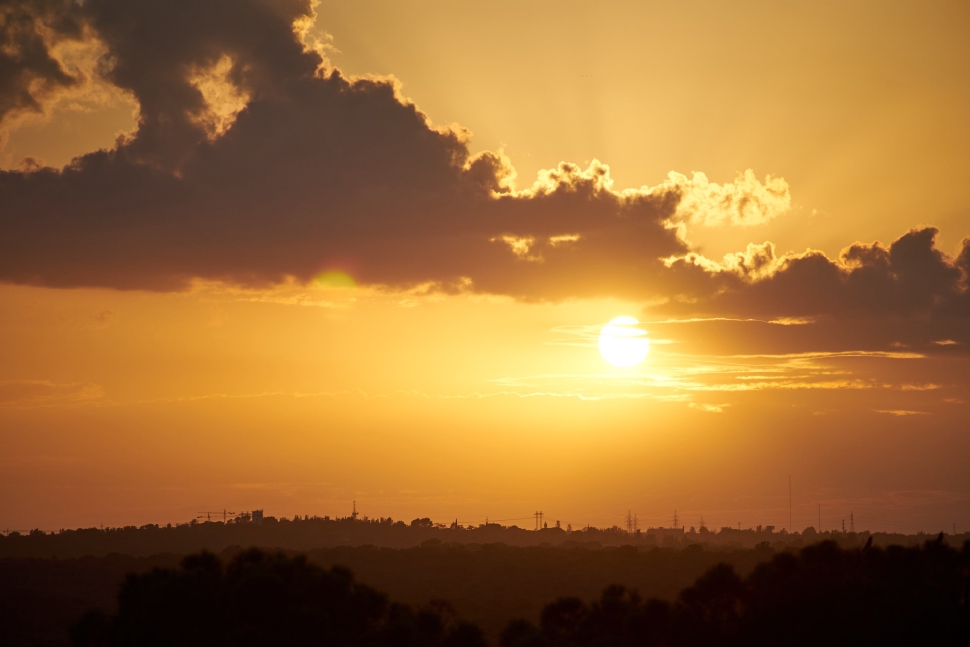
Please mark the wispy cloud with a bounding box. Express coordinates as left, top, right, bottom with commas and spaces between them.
0, 380, 105, 409
689, 403, 727, 413
874, 409, 929, 416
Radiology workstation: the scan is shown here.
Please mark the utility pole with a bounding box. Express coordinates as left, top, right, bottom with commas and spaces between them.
789, 476, 792, 534
850, 512, 854, 534
818, 503, 821, 532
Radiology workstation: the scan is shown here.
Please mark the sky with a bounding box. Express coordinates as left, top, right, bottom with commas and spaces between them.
1, 0, 968, 535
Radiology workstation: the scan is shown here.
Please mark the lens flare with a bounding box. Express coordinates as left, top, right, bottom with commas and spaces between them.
598, 316, 649, 367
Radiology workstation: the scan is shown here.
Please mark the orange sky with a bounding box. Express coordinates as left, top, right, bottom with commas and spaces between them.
1, 0, 968, 534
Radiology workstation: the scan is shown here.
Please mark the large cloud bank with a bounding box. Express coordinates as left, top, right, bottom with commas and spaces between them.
1, 0, 968, 329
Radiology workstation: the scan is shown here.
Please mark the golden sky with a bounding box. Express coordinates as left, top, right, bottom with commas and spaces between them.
1, 0, 968, 533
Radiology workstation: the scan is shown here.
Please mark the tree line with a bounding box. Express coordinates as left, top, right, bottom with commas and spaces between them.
69, 537, 969, 646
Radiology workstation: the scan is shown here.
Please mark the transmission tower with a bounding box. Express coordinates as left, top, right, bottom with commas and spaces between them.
626, 510, 633, 533
850, 511, 855, 533
673, 510, 678, 529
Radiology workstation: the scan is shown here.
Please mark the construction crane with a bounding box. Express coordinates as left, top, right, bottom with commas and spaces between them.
196, 509, 235, 523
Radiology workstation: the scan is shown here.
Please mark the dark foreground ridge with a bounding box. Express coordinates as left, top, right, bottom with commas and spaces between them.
66, 538, 969, 647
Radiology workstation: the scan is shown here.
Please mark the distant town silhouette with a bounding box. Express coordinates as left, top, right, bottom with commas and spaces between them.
3, 508, 964, 559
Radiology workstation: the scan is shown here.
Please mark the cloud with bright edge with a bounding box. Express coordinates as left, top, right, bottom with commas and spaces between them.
0, 0, 967, 350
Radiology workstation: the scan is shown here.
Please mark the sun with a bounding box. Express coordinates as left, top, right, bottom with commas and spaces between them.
598, 316, 649, 367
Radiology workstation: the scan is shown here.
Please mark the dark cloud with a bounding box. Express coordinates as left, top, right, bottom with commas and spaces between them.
0, 0, 84, 126
664, 228, 970, 324
0, 0, 686, 297
84, 0, 323, 169
0, 0, 967, 333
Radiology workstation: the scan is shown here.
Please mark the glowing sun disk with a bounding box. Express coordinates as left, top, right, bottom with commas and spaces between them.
598, 316, 649, 367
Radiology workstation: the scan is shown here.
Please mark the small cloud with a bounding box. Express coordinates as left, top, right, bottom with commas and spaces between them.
90, 309, 113, 328
689, 402, 727, 413
874, 409, 928, 417
899, 383, 941, 391
491, 235, 542, 262
943, 398, 964, 404
767, 317, 814, 325
933, 339, 959, 346
548, 234, 580, 247
663, 169, 791, 228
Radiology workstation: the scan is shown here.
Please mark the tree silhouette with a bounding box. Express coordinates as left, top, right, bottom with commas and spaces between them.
71, 548, 485, 647
501, 538, 970, 647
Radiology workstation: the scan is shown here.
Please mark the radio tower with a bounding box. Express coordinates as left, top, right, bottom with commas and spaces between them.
850, 512, 855, 534
673, 510, 679, 529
